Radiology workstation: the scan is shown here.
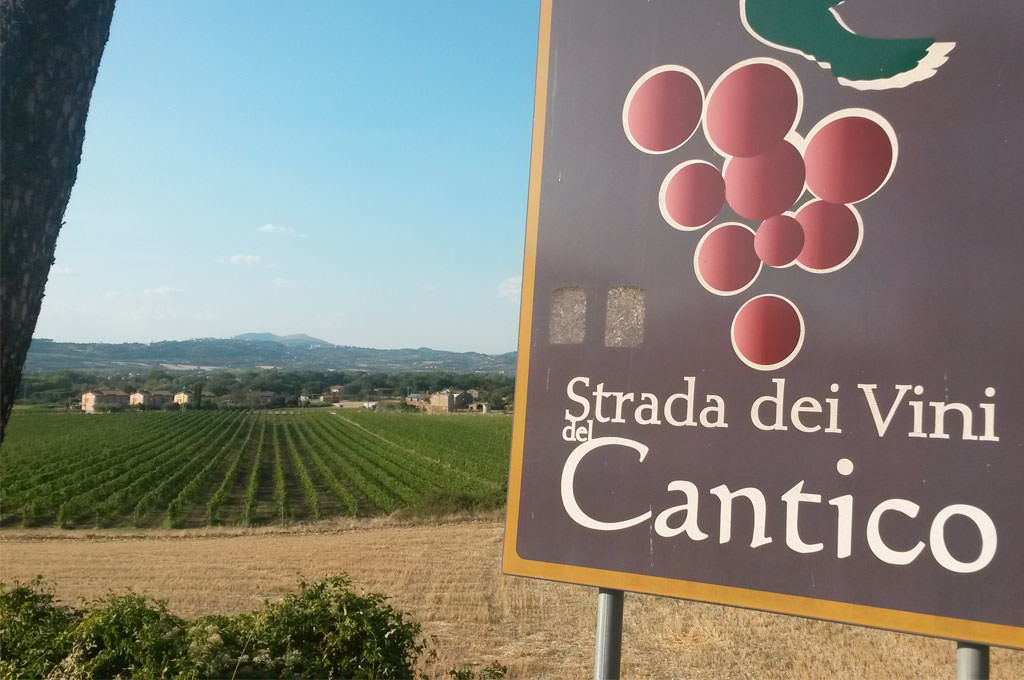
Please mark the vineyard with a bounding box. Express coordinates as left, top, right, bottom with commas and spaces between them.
0, 408, 512, 529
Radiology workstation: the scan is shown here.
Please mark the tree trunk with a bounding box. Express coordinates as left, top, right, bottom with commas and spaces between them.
1, 0, 115, 443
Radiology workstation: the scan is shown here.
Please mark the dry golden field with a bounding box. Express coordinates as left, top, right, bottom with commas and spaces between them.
1, 514, 1021, 679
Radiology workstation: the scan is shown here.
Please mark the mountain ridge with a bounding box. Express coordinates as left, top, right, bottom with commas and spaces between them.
25, 335, 516, 374
232, 332, 331, 346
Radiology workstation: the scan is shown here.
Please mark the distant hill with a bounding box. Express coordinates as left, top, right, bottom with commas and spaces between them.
232, 332, 331, 347
24, 336, 517, 374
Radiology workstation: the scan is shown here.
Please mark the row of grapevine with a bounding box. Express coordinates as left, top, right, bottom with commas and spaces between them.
1, 411, 170, 490
240, 416, 268, 525
53, 412, 232, 527
307, 415, 422, 509
1, 407, 512, 528
327, 414, 498, 496
132, 411, 250, 525
74, 411, 239, 527
271, 418, 288, 524
318, 416, 453, 497
299, 416, 396, 513
288, 417, 360, 515
164, 412, 259, 528
280, 419, 320, 522
342, 410, 511, 481
1, 411, 182, 516
209, 414, 264, 525
15, 411, 233, 527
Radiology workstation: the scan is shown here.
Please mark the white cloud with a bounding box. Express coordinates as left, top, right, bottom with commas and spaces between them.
103, 286, 184, 300
497, 276, 522, 302
229, 254, 262, 266
142, 286, 183, 297
259, 223, 307, 238
259, 223, 292, 234
51, 266, 74, 276
272, 277, 300, 288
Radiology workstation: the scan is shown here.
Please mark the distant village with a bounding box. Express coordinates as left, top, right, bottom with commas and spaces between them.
79, 386, 495, 414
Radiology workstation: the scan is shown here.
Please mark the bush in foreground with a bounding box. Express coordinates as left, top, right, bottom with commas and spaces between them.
0, 577, 81, 678
0, 575, 428, 679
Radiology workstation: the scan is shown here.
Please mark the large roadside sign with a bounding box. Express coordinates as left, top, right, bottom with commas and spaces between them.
503, 0, 1023, 648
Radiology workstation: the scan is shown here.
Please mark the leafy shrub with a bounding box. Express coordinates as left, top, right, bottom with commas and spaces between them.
60, 593, 187, 679
1, 576, 425, 680
0, 577, 80, 678
182, 576, 424, 679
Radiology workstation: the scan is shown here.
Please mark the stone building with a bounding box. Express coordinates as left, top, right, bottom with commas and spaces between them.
81, 389, 130, 413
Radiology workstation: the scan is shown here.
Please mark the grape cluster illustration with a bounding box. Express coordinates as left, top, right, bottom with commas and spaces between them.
623, 58, 897, 370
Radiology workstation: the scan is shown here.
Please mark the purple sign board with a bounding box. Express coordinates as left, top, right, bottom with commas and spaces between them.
503, 0, 1023, 647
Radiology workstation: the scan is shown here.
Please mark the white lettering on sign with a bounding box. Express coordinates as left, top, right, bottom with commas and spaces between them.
559, 436, 651, 531
857, 384, 999, 441
563, 376, 727, 442
559, 437, 998, 573
750, 379, 841, 433
562, 376, 1000, 444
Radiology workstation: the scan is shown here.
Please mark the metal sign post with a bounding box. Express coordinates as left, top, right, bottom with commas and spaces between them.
956, 642, 989, 680
593, 588, 624, 679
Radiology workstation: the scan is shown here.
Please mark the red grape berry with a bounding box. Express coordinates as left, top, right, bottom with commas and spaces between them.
660, 160, 726, 230
704, 59, 802, 157
731, 294, 805, 370
754, 214, 804, 267
624, 65, 704, 154
694, 223, 762, 295
724, 138, 805, 221
795, 199, 863, 273
804, 109, 897, 204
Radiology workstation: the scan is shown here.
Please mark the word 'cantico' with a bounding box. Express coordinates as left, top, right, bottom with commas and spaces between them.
560, 437, 998, 574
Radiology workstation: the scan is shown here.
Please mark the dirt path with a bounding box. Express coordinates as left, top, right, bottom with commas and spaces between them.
1, 516, 1020, 678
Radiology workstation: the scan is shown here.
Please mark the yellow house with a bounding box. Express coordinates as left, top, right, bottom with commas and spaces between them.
130, 390, 173, 408
81, 390, 130, 413
173, 391, 191, 406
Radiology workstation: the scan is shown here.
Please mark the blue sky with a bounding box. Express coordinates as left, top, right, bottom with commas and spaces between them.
35, 1, 540, 354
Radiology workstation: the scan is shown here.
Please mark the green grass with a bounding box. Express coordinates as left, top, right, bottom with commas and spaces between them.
0, 408, 512, 529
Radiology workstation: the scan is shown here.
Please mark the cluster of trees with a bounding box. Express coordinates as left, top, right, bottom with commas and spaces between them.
17, 369, 515, 411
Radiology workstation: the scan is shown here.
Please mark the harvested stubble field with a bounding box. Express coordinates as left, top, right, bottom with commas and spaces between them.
2, 514, 1021, 679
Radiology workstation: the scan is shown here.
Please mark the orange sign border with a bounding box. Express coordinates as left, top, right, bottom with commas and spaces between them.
501, 0, 1023, 651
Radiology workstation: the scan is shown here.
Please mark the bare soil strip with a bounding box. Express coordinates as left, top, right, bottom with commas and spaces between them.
1, 515, 1020, 678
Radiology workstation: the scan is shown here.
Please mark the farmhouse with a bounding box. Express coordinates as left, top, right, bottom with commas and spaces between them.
426, 389, 474, 413
173, 391, 191, 406
81, 389, 130, 413
129, 390, 173, 408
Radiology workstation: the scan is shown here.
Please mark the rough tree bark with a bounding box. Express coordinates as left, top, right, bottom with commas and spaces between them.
1, 0, 115, 442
